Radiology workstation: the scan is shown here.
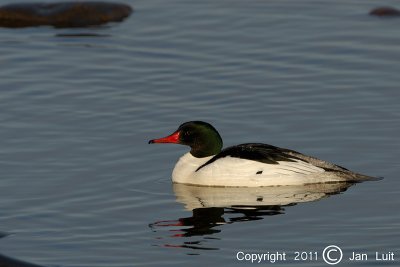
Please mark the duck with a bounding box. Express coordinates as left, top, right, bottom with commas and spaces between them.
148, 121, 377, 187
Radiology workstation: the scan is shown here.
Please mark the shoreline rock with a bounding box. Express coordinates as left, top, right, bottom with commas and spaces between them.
369, 7, 400, 17
0, 1, 133, 28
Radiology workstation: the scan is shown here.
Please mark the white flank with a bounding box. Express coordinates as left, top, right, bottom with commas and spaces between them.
172, 152, 351, 187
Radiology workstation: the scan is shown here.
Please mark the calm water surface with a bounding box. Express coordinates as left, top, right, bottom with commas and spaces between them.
0, 0, 399, 266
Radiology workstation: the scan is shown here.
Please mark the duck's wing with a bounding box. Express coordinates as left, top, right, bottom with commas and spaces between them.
196, 143, 349, 172
282, 149, 350, 172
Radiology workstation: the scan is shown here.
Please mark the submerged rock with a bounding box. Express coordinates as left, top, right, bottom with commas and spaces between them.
369, 7, 400, 17
0, 253, 44, 267
0, 1, 133, 28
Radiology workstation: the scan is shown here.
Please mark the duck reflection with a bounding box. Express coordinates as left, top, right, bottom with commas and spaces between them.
173, 182, 355, 210
150, 182, 355, 251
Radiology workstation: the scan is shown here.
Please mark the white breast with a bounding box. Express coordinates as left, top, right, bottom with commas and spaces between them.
171, 152, 349, 187
172, 153, 212, 184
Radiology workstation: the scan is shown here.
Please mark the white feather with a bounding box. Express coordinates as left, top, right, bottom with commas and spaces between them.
171, 152, 352, 187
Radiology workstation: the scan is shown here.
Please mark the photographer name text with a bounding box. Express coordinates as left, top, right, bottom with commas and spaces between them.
236, 246, 396, 265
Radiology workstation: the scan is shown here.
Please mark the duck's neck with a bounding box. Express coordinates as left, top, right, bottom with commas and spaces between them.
189, 133, 223, 158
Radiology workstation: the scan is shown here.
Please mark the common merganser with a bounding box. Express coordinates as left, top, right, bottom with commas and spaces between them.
148, 121, 377, 187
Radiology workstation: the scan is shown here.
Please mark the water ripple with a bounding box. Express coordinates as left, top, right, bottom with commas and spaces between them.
1, 0, 399, 266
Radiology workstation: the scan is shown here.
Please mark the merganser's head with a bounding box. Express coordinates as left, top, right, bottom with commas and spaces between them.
148, 121, 223, 158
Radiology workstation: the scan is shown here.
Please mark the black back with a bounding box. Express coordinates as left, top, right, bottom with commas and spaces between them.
196, 143, 305, 171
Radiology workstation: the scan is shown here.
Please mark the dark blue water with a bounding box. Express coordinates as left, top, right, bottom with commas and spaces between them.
0, 0, 399, 266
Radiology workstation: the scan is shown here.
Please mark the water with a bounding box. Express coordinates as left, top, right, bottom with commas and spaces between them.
0, 0, 399, 266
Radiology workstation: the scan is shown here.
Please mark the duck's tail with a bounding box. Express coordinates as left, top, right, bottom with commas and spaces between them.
345, 171, 383, 182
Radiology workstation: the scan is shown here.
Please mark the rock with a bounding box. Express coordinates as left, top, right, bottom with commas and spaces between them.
369, 7, 400, 17
0, 1, 133, 28
0, 253, 44, 267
